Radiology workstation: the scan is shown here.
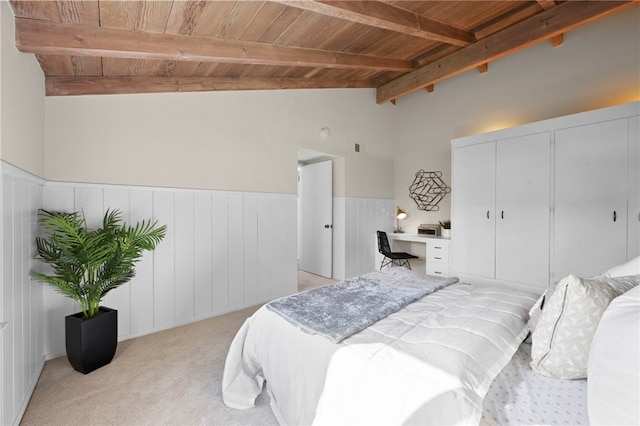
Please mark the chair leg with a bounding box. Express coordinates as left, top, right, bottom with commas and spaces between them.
381, 256, 412, 270
380, 257, 392, 270
398, 259, 412, 270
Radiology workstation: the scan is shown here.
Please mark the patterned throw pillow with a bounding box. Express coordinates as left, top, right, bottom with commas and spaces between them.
530, 274, 639, 379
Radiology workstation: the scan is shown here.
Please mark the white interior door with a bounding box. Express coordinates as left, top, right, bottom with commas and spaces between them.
554, 119, 629, 279
451, 141, 496, 279
299, 160, 333, 278
628, 116, 639, 259
495, 132, 550, 286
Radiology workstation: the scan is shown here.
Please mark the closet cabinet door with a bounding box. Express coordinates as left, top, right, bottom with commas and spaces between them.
452, 141, 496, 279
554, 119, 629, 280
629, 116, 639, 259
495, 133, 551, 286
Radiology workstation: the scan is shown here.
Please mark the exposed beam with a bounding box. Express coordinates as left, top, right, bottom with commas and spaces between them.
15, 18, 413, 72
45, 76, 376, 96
376, 1, 633, 104
551, 33, 564, 47
536, 0, 557, 11
274, 0, 473, 46
477, 63, 488, 74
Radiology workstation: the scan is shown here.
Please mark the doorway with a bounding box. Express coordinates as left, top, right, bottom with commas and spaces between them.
298, 150, 333, 279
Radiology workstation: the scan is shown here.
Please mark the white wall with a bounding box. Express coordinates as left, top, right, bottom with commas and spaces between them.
44, 87, 397, 297
0, 3, 45, 176
0, 3, 46, 425
392, 5, 640, 233
45, 89, 395, 198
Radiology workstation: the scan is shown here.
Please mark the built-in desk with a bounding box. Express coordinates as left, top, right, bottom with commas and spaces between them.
374, 233, 451, 277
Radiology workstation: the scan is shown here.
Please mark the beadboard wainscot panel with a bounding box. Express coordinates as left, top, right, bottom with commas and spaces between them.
175, 191, 195, 325
212, 192, 230, 312
153, 190, 177, 329
269, 196, 297, 299
338, 197, 394, 279
332, 198, 347, 281
194, 191, 213, 318
269, 197, 284, 299
257, 195, 272, 302
128, 189, 155, 335
0, 161, 45, 426
280, 196, 297, 297
243, 195, 259, 307
228, 194, 245, 310
42, 182, 297, 359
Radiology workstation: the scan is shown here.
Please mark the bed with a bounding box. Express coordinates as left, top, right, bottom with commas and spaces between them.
222, 261, 639, 425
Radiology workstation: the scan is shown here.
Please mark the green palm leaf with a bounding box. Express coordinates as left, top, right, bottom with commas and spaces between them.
32, 209, 166, 318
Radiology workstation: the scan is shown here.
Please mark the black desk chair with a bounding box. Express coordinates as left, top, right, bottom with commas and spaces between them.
376, 230, 419, 270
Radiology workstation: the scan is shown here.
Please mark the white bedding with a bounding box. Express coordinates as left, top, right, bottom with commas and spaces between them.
222, 282, 538, 425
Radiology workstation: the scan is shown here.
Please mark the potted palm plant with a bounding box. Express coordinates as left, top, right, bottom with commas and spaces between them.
33, 209, 166, 374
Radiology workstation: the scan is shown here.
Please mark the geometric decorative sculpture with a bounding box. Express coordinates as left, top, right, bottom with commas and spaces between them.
408, 170, 451, 211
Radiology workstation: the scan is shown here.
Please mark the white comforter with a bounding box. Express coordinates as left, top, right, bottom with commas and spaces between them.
222, 282, 538, 425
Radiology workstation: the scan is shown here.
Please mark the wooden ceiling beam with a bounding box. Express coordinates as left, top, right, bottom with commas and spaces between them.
536, 0, 557, 11
551, 33, 564, 47
15, 18, 413, 72
273, 0, 473, 46
376, 1, 634, 104
44, 76, 376, 96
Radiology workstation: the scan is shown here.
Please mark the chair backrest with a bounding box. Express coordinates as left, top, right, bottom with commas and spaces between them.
377, 230, 391, 254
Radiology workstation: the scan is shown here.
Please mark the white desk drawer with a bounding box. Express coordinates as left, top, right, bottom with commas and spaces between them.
427, 264, 450, 277
427, 252, 448, 263
427, 240, 449, 254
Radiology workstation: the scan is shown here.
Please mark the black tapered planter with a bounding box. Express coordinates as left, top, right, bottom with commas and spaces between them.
65, 307, 118, 374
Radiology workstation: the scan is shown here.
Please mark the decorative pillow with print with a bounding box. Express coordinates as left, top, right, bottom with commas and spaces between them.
530, 274, 639, 379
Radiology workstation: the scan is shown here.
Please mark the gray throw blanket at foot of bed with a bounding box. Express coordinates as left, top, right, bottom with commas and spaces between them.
266, 268, 458, 343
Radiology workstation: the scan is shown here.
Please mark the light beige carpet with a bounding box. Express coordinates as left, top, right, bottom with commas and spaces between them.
21, 271, 335, 426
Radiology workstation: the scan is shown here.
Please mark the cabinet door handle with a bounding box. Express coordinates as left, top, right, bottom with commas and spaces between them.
486, 210, 490, 219
434, 256, 442, 260
501, 210, 504, 219
613, 211, 617, 222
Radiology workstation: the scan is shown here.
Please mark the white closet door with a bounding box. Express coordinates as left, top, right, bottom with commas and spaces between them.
629, 116, 640, 259
554, 119, 629, 280
452, 141, 496, 279
496, 133, 551, 286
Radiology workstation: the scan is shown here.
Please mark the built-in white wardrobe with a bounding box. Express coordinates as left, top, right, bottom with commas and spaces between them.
451, 102, 640, 290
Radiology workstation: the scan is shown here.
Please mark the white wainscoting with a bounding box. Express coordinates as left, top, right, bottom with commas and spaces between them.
333, 197, 394, 281
0, 162, 45, 426
1, 166, 388, 425
42, 182, 298, 358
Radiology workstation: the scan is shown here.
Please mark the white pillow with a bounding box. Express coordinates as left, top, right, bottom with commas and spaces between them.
601, 255, 640, 277
588, 285, 640, 425
530, 274, 639, 379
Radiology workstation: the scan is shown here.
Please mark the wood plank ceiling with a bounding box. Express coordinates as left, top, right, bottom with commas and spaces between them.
10, 1, 634, 104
